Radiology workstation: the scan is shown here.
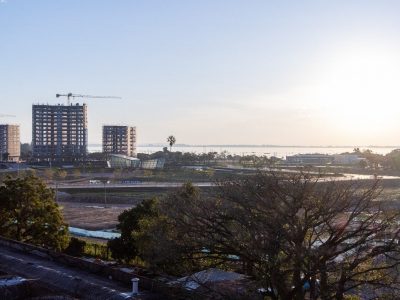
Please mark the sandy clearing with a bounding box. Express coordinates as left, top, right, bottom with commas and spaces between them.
59, 201, 134, 230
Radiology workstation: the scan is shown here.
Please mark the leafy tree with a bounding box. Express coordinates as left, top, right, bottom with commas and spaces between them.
73, 168, 81, 179
108, 198, 159, 263
167, 135, 176, 152
0, 176, 69, 250
113, 168, 123, 179
358, 149, 384, 170
134, 183, 205, 275
359, 159, 368, 169
143, 170, 153, 177
55, 169, 68, 181
107, 236, 135, 263
43, 168, 54, 180
64, 237, 86, 256
25, 169, 37, 177
353, 147, 361, 154
139, 173, 400, 299
384, 149, 400, 170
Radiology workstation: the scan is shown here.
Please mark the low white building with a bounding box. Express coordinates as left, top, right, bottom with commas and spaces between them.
286, 154, 333, 165
333, 154, 364, 165
107, 154, 165, 169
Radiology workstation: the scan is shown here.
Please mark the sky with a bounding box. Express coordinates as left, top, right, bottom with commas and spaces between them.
1, 1, 400, 146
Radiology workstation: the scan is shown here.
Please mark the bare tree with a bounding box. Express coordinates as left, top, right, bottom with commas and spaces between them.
140, 172, 400, 299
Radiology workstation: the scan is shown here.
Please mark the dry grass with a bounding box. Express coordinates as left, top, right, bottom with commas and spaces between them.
59, 201, 133, 230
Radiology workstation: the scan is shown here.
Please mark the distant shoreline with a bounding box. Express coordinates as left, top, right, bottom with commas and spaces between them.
88, 144, 400, 148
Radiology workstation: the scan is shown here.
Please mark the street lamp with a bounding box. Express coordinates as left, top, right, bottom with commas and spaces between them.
103, 181, 107, 208
55, 181, 59, 203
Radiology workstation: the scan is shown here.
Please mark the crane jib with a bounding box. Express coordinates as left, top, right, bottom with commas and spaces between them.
55, 93, 122, 105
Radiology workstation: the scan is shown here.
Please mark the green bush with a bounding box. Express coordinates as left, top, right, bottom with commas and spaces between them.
64, 237, 86, 257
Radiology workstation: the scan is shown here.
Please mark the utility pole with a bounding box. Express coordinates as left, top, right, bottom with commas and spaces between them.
55, 181, 59, 203
104, 181, 107, 208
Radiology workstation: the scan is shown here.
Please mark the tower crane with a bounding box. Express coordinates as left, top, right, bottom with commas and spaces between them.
56, 93, 122, 105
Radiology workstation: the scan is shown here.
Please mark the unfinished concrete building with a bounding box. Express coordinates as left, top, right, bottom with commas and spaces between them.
0, 124, 20, 162
32, 104, 88, 162
102, 125, 136, 157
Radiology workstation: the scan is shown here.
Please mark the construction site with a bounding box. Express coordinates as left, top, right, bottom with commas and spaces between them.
30, 93, 126, 163
0, 92, 150, 167
32, 103, 88, 162
103, 125, 137, 157
0, 124, 20, 162
0, 93, 167, 173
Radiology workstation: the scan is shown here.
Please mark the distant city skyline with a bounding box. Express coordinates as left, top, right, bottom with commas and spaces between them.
1, 1, 400, 145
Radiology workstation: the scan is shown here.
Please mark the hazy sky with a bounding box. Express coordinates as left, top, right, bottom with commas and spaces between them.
1, 1, 400, 145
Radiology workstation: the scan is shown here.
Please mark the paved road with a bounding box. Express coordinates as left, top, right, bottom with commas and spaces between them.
52, 181, 214, 189
0, 244, 152, 299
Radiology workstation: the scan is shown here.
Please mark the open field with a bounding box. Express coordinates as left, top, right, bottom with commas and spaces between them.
57, 177, 400, 233
58, 184, 217, 231
57, 184, 216, 204
59, 201, 133, 230
57, 187, 170, 204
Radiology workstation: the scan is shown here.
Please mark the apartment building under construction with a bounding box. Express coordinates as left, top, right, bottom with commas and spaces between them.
0, 124, 20, 162
32, 103, 88, 162
103, 125, 137, 157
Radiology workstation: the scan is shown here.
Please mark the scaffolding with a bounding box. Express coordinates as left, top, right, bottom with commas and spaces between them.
32, 103, 88, 162
0, 124, 20, 162
102, 125, 136, 157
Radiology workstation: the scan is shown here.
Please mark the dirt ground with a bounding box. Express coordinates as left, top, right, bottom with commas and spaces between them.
59, 201, 134, 230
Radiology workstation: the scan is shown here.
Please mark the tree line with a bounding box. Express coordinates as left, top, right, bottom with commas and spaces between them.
353, 148, 400, 171
137, 147, 281, 167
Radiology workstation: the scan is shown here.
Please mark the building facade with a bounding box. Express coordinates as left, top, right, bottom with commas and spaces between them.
102, 125, 136, 157
107, 154, 141, 168
107, 154, 164, 170
0, 124, 20, 162
333, 154, 364, 165
32, 103, 88, 162
286, 154, 333, 165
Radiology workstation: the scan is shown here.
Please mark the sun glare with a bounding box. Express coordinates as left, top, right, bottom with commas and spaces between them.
313, 45, 400, 136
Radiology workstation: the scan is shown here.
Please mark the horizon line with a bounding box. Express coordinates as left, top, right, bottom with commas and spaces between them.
85, 143, 400, 148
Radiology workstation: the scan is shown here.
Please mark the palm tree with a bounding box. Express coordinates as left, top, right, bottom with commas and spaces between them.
167, 135, 176, 152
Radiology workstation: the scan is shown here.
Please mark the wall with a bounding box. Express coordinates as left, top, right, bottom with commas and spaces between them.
0, 236, 188, 299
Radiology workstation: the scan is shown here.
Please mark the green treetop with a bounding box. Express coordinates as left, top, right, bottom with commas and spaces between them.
0, 176, 69, 250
